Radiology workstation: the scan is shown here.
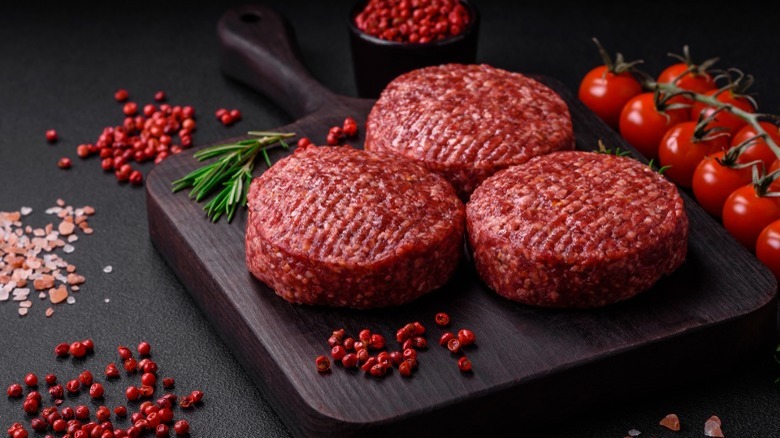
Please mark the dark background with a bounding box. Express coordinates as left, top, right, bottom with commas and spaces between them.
2, 1, 779, 437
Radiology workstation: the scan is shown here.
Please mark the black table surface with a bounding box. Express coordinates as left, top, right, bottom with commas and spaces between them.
2, 1, 780, 437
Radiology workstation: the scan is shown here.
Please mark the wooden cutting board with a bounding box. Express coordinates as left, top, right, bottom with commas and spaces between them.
145, 4, 778, 437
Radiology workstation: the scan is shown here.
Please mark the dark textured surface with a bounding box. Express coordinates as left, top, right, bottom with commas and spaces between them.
2, 1, 780, 437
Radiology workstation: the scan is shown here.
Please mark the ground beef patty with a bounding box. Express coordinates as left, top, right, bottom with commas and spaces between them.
466, 151, 688, 308
245, 145, 465, 308
365, 63, 575, 199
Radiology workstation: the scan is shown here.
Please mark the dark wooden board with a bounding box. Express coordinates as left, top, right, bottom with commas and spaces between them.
146, 4, 778, 437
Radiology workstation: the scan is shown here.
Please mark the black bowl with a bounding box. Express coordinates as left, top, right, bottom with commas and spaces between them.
348, 0, 480, 98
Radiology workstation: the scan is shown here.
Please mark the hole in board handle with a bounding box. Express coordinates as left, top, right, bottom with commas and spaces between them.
241, 13, 261, 23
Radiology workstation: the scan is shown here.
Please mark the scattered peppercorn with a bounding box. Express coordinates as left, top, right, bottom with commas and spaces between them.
457, 329, 476, 346
125, 386, 140, 401
435, 312, 450, 326
137, 341, 151, 356
123, 358, 138, 373
69, 341, 87, 358
115, 89, 129, 102
96, 405, 111, 422
457, 356, 472, 372
46, 129, 58, 143
117, 346, 133, 360
89, 383, 104, 399
178, 395, 194, 409
343, 116, 358, 137
315, 355, 331, 373
30, 418, 47, 433
78, 370, 94, 387
66, 379, 80, 394
447, 337, 461, 353
48, 384, 64, 399
54, 342, 70, 357
161, 377, 175, 389
7, 383, 23, 398
143, 361, 158, 374
105, 363, 120, 379
22, 397, 39, 414
129, 170, 143, 186
154, 91, 166, 102
24, 373, 38, 387
173, 420, 190, 435
123, 102, 138, 116
75, 405, 90, 420
57, 157, 72, 169
114, 405, 128, 418
398, 360, 412, 377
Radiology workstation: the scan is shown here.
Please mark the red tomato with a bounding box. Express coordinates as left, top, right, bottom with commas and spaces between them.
658, 121, 731, 188
691, 89, 756, 134
756, 219, 780, 280
730, 122, 780, 169
579, 65, 643, 129
619, 92, 689, 160
657, 62, 716, 120
657, 63, 717, 94
722, 184, 780, 252
692, 151, 754, 217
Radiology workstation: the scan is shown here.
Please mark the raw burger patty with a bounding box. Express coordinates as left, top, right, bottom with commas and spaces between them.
245, 145, 465, 308
365, 63, 575, 199
466, 151, 688, 308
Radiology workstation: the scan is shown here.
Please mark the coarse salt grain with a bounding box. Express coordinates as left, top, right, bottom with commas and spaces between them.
704, 415, 724, 437
18, 308, 28, 316
660, 413, 681, 431
2, 201, 94, 317
104, 298, 110, 303
103, 265, 113, 273
627, 429, 641, 437
45, 308, 54, 317
66, 296, 76, 305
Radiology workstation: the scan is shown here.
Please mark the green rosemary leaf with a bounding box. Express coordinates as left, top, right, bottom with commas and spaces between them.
191, 159, 232, 201
193, 143, 252, 160
261, 148, 272, 168
171, 131, 295, 223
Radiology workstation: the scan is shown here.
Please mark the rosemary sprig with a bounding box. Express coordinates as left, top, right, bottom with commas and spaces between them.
171, 131, 295, 223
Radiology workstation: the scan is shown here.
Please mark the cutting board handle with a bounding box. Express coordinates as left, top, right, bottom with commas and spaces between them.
217, 4, 338, 120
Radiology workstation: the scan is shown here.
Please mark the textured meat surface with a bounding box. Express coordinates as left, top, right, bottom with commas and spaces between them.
466, 151, 688, 308
365, 63, 575, 199
246, 145, 465, 308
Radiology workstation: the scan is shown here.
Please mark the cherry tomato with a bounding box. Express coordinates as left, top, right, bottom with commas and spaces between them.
619, 92, 689, 160
657, 61, 717, 119
691, 89, 756, 134
756, 219, 780, 280
692, 151, 754, 217
730, 122, 780, 169
657, 63, 717, 95
722, 184, 780, 252
579, 65, 642, 129
658, 121, 730, 188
